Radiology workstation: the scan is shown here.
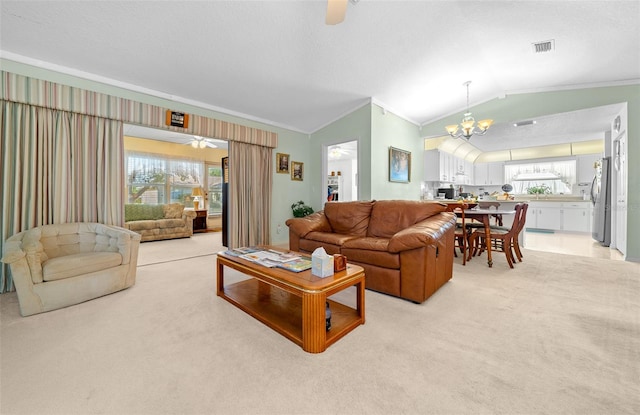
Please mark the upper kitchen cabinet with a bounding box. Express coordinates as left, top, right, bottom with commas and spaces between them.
473, 162, 504, 186
424, 150, 473, 184
424, 150, 452, 182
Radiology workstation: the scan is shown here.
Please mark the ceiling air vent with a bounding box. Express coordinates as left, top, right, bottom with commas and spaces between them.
532, 39, 555, 53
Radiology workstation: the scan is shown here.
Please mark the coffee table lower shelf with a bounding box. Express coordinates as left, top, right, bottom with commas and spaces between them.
221, 279, 362, 350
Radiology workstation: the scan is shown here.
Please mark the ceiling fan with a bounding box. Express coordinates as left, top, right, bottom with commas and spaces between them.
326, 0, 358, 25
188, 135, 217, 149
328, 145, 351, 159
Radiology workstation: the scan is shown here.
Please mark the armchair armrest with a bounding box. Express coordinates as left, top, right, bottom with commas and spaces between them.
95, 224, 141, 265
285, 211, 331, 238
388, 212, 456, 253
1, 239, 26, 264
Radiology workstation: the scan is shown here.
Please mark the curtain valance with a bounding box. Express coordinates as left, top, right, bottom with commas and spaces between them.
1, 71, 278, 148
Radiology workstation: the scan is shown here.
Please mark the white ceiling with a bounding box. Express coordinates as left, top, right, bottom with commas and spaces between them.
1, 0, 638, 150
123, 124, 229, 150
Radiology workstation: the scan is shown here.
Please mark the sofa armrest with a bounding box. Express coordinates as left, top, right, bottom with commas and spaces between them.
285, 211, 331, 238
182, 210, 197, 220
387, 212, 456, 253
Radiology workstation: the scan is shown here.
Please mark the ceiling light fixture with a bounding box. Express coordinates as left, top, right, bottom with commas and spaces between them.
445, 81, 493, 140
190, 135, 215, 149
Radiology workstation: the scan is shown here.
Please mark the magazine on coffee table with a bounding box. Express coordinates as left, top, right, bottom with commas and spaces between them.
275, 258, 312, 272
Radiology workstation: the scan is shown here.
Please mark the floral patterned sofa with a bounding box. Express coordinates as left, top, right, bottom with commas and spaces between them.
124, 203, 197, 242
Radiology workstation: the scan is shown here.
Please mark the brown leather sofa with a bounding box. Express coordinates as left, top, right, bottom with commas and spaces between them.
286, 200, 456, 303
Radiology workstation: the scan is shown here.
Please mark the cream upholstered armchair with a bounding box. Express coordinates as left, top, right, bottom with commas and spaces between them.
1, 223, 141, 316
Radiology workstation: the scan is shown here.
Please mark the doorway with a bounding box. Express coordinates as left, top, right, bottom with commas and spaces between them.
324, 140, 358, 205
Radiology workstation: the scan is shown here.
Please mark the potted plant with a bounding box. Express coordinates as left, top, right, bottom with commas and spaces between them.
291, 201, 314, 218
527, 185, 551, 199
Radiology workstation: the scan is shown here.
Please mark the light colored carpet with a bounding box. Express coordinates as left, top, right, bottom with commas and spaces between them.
1, 233, 639, 415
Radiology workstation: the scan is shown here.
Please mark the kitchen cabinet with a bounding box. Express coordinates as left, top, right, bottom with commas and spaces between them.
473, 162, 504, 185
424, 150, 459, 182
561, 202, 592, 232
535, 206, 562, 230
526, 201, 591, 232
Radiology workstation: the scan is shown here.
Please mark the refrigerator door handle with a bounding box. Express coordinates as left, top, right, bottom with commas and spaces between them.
590, 175, 597, 205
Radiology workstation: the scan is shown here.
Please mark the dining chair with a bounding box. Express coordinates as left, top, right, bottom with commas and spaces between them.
444, 202, 472, 265
510, 202, 529, 262
468, 203, 525, 269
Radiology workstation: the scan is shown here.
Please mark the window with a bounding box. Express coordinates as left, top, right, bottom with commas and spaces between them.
126, 152, 203, 206
505, 160, 576, 195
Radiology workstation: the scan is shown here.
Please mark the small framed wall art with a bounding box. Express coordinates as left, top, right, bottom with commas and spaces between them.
389, 146, 411, 183
276, 153, 290, 174
291, 161, 304, 181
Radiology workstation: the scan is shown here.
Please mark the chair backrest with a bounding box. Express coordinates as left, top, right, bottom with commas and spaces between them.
504, 203, 526, 236
514, 203, 529, 234
443, 202, 468, 226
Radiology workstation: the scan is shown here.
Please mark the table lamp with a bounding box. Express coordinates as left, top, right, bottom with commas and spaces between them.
191, 187, 205, 210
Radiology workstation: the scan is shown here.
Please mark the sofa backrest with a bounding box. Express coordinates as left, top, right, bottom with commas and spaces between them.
367, 200, 446, 238
27, 223, 121, 260
125, 204, 165, 222
324, 201, 375, 236
163, 203, 185, 219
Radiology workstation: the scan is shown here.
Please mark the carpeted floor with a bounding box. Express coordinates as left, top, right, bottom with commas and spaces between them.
1, 232, 639, 415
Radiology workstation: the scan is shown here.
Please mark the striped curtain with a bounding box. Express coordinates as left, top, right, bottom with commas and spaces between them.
0, 100, 123, 292
228, 141, 272, 248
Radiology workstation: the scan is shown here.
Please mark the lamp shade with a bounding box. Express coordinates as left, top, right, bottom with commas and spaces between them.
191, 187, 204, 197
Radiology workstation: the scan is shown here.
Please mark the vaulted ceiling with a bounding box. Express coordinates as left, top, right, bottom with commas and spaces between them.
1, 1, 638, 150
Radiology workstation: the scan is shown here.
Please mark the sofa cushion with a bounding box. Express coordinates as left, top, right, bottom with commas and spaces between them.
324, 201, 375, 236
43, 252, 123, 281
163, 203, 184, 219
342, 237, 400, 269
125, 204, 165, 222
367, 200, 446, 239
304, 231, 360, 246
157, 219, 187, 228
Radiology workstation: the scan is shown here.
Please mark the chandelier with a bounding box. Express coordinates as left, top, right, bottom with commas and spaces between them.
445, 81, 493, 140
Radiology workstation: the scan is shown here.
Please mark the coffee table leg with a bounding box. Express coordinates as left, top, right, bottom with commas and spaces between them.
301, 292, 326, 353
216, 258, 225, 296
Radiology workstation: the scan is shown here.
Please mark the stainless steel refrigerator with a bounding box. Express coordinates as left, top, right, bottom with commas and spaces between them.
591, 157, 611, 246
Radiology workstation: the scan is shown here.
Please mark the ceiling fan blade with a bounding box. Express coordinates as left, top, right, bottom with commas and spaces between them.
326, 0, 347, 25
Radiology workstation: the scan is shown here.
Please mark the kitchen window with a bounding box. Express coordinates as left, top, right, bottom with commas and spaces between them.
506, 160, 576, 195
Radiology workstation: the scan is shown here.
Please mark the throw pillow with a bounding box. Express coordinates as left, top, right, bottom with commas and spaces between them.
163, 203, 184, 219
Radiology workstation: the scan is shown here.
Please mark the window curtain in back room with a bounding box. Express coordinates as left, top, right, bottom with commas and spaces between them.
228, 140, 272, 248
0, 100, 124, 292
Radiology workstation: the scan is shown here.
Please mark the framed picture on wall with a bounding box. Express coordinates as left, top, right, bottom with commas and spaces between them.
276, 153, 290, 174
291, 161, 304, 181
389, 146, 411, 183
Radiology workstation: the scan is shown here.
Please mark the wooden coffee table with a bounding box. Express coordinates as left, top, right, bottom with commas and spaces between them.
216, 248, 365, 353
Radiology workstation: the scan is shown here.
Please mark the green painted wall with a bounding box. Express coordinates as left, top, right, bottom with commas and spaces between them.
309, 103, 372, 205
422, 85, 640, 262
370, 104, 422, 200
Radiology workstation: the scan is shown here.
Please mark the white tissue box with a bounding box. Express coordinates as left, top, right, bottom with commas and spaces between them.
311, 247, 334, 278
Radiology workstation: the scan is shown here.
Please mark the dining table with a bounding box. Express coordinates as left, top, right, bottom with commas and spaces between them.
463, 207, 517, 267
